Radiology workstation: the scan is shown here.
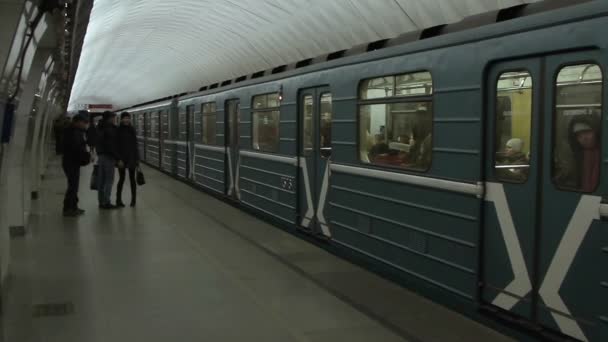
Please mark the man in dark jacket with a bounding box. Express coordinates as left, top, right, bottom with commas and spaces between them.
96, 111, 123, 209
62, 113, 90, 216
116, 112, 139, 207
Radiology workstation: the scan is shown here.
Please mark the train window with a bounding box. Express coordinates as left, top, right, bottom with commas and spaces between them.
494, 71, 533, 183
252, 93, 280, 153
302, 95, 313, 156
194, 108, 202, 143
359, 72, 433, 171
201, 102, 216, 145
320, 93, 332, 158
360, 76, 394, 99
395, 72, 433, 97
552, 63, 603, 193
253, 94, 267, 109
267, 93, 280, 107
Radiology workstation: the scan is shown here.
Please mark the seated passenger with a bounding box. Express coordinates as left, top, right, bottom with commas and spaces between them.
413, 133, 432, 169
368, 135, 390, 161
404, 127, 432, 170
569, 117, 600, 192
504, 138, 528, 164
496, 138, 529, 181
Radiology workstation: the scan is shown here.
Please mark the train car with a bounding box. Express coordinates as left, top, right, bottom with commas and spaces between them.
126, 1, 608, 340
131, 102, 172, 170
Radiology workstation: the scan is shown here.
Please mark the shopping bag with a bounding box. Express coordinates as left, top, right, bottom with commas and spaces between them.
90, 164, 99, 190
136, 168, 145, 186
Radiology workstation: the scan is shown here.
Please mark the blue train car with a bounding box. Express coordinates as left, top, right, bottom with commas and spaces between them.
126, 1, 608, 340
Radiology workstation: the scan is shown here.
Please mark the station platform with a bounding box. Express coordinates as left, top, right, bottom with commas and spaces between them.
2, 158, 514, 342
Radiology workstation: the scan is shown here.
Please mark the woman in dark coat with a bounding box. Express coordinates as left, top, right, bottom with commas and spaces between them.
116, 112, 140, 207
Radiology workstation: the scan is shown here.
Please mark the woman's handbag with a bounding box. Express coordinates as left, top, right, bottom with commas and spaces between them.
136, 167, 145, 186
90, 164, 99, 190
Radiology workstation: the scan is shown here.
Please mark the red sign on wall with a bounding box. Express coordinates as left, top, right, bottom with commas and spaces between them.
88, 104, 113, 110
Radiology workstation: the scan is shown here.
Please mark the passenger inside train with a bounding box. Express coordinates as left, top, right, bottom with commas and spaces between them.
554, 115, 602, 192
359, 71, 433, 171
552, 63, 603, 192
495, 138, 530, 182
361, 108, 433, 170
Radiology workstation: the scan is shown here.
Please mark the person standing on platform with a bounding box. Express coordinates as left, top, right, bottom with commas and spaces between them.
96, 111, 123, 209
116, 112, 139, 207
62, 113, 91, 217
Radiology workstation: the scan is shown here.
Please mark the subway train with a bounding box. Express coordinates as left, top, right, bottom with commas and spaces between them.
122, 1, 607, 340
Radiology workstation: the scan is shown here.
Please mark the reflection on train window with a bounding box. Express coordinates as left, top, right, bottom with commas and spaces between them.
360, 77, 394, 99
495, 71, 533, 182
201, 102, 216, 145
553, 63, 603, 193
252, 93, 280, 153
359, 71, 433, 171
320, 93, 332, 158
302, 95, 313, 156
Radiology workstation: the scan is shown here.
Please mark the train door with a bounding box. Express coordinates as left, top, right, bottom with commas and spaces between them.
482, 52, 607, 341
298, 87, 332, 238
177, 106, 187, 178
143, 112, 150, 164
225, 99, 240, 199
136, 112, 146, 163
160, 109, 169, 171
186, 105, 195, 180
151, 111, 161, 168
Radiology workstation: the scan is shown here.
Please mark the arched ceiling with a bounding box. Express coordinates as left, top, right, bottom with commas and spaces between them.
68, 0, 541, 110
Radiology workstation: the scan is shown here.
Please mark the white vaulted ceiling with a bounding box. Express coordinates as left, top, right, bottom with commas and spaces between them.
68, 0, 541, 110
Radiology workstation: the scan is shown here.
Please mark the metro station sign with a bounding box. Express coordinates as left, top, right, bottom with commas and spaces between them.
84, 104, 114, 113
88, 104, 113, 110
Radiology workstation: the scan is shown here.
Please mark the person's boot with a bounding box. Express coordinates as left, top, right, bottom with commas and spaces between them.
116, 200, 125, 208
130, 200, 136, 207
